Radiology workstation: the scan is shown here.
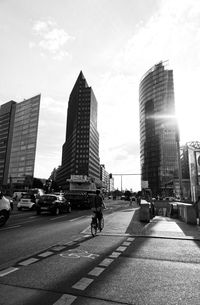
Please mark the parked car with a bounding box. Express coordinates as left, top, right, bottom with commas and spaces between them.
17, 193, 36, 210
0, 193, 11, 226
163, 197, 175, 202
35, 194, 71, 215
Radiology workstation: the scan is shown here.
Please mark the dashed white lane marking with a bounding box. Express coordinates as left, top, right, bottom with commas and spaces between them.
0, 267, 19, 277
99, 258, 114, 267
109, 251, 121, 258
0, 225, 21, 231
122, 241, 131, 246
50, 215, 68, 221
53, 294, 77, 305
116, 246, 127, 252
88, 267, 105, 276
81, 226, 91, 234
51, 246, 66, 251
74, 237, 83, 241
38, 251, 53, 258
19, 258, 39, 266
72, 277, 94, 290
63, 241, 77, 246
127, 237, 135, 241
17, 219, 38, 225
70, 216, 87, 222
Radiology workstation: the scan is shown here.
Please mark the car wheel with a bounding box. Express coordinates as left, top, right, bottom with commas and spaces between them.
31, 204, 36, 210
55, 207, 60, 215
68, 206, 72, 213
36, 209, 41, 215
18, 207, 22, 211
0, 211, 8, 227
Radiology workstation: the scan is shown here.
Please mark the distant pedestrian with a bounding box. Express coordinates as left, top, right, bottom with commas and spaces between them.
197, 197, 200, 226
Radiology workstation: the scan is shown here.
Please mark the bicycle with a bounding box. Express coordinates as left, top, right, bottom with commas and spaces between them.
91, 211, 104, 237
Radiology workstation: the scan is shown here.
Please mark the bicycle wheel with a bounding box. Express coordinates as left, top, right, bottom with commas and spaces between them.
99, 217, 104, 231
91, 223, 97, 236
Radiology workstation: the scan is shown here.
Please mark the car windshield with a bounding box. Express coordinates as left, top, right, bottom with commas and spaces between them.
41, 195, 57, 201
22, 194, 32, 199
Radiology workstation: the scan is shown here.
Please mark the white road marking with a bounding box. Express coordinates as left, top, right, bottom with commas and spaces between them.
19, 258, 39, 266
14, 219, 38, 225
0, 267, 19, 277
60, 249, 99, 260
0, 225, 21, 231
72, 277, 94, 290
116, 246, 127, 252
99, 258, 114, 267
50, 215, 68, 221
127, 237, 135, 241
74, 237, 83, 241
38, 251, 53, 257
53, 294, 77, 305
109, 252, 121, 258
63, 241, 77, 246
88, 267, 105, 276
28, 216, 38, 219
122, 241, 131, 246
51, 246, 66, 251
69, 216, 87, 222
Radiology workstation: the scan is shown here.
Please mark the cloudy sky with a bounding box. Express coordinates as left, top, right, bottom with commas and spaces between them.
0, 0, 200, 191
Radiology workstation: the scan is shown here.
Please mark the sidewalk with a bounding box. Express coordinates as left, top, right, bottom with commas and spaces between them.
99, 203, 200, 240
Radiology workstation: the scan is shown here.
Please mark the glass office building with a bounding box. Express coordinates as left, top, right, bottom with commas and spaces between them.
0, 95, 41, 187
139, 62, 179, 196
56, 71, 100, 189
0, 101, 16, 185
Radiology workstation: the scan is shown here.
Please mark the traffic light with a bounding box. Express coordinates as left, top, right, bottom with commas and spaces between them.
109, 173, 112, 179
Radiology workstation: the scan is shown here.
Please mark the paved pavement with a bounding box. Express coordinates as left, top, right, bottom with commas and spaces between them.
80, 202, 200, 305
93, 201, 200, 240
2, 201, 200, 305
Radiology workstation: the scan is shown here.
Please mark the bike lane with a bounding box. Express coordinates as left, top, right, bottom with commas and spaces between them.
0, 206, 139, 305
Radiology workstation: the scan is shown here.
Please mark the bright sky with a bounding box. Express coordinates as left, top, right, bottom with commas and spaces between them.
1, 0, 200, 191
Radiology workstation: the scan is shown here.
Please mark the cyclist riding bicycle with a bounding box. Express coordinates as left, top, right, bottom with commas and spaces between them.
91, 190, 105, 230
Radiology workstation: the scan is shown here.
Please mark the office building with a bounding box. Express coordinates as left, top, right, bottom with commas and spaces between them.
0, 101, 16, 186
0, 95, 40, 187
57, 71, 100, 189
139, 62, 179, 196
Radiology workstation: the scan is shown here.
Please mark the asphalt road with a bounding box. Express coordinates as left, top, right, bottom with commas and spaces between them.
1, 200, 200, 305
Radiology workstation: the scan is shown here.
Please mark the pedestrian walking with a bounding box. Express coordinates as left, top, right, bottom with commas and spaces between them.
197, 196, 200, 226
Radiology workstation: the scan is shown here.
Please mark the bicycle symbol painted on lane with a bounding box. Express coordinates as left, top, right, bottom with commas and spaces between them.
60, 249, 99, 260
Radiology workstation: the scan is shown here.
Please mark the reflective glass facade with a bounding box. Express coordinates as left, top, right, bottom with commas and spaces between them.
139, 62, 179, 195
57, 71, 100, 188
0, 101, 16, 185
8, 95, 40, 184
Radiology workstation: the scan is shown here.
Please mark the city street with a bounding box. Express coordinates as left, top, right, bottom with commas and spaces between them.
1, 200, 200, 305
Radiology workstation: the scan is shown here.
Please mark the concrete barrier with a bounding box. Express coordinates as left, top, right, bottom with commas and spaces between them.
177, 203, 197, 225
139, 202, 150, 222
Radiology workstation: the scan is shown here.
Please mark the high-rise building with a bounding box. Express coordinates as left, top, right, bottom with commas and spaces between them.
57, 71, 100, 189
139, 62, 179, 196
0, 101, 16, 186
0, 94, 40, 187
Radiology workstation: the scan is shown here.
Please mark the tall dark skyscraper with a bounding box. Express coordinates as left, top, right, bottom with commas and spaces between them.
0, 95, 40, 187
139, 62, 179, 196
57, 71, 100, 189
